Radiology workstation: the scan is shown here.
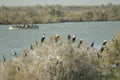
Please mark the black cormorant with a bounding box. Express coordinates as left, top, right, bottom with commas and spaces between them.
102, 40, 107, 46
100, 46, 104, 52
67, 35, 71, 40
41, 34, 45, 43
72, 35, 76, 43
90, 40, 94, 47
30, 44, 34, 50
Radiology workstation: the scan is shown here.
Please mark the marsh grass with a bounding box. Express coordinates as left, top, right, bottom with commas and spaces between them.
0, 33, 120, 80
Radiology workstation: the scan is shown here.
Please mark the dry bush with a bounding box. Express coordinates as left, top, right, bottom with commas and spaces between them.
0, 33, 120, 80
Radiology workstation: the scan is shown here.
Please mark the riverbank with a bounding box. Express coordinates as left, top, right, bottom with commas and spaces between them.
0, 32, 120, 80
0, 4, 120, 24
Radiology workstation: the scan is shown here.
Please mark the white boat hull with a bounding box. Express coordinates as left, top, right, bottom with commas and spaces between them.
8, 26, 17, 29
8, 24, 39, 29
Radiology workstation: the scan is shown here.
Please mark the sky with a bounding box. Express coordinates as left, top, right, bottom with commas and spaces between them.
0, 0, 120, 6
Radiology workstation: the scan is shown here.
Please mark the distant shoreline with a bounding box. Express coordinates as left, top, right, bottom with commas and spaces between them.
0, 20, 120, 25
0, 4, 120, 24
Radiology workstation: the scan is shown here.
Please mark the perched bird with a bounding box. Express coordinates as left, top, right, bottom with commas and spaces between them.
3, 55, 6, 62
55, 34, 60, 43
30, 44, 34, 50
13, 51, 17, 57
102, 40, 107, 46
35, 40, 38, 46
100, 46, 104, 52
90, 40, 94, 48
100, 40, 107, 52
80, 39, 83, 44
41, 34, 45, 43
72, 35, 76, 43
23, 50, 27, 56
77, 39, 83, 48
67, 35, 71, 40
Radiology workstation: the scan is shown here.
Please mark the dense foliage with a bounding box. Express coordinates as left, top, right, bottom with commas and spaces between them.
0, 4, 120, 24
0, 32, 120, 80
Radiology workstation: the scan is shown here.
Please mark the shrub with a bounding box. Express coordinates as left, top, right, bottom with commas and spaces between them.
0, 33, 120, 80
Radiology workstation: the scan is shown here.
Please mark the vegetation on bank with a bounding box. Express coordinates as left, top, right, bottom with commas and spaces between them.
0, 4, 120, 24
0, 32, 120, 80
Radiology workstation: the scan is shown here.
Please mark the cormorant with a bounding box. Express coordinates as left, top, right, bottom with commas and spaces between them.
72, 35, 76, 43
90, 40, 94, 48
102, 40, 107, 46
30, 44, 34, 50
100, 46, 104, 52
13, 51, 17, 57
77, 39, 83, 48
100, 40, 107, 52
67, 35, 71, 40
3, 55, 6, 62
41, 34, 45, 43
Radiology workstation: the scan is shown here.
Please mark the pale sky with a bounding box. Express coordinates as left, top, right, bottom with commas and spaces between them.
0, 0, 120, 6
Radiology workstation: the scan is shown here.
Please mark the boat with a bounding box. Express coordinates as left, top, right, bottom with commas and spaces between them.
9, 24, 39, 29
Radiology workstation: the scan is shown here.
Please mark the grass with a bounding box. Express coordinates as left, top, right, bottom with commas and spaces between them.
0, 33, 120, 80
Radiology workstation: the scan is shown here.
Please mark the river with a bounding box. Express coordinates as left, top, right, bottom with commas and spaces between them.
0, 21, 120, 61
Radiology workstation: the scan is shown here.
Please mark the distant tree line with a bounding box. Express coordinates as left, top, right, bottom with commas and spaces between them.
0, 4, 120, 24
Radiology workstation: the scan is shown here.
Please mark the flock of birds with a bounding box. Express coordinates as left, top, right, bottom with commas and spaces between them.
2, 34, 108, 62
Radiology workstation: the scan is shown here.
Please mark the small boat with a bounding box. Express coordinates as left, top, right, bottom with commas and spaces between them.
9, 24, 39, 29
9, 26, 17, 29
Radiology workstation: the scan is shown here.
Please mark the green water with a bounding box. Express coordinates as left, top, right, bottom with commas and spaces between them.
0, 21, 120, 61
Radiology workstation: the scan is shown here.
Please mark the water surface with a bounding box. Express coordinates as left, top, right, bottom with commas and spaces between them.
0, 21, 120, 61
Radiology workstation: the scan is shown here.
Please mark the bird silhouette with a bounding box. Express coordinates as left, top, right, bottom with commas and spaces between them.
13, 51, 17, 57
102, 40, 107, 46
41, 34, 45, 43
77, 39, 83, 48
72, 35, 76, 43
23, 50, 27, 56
90, 40, 94, 48
67, 35, 71, 40
55, 34, 60, 43
100, 46, 104, 52
30, 44, 34, 50
3, 55, 6, 62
